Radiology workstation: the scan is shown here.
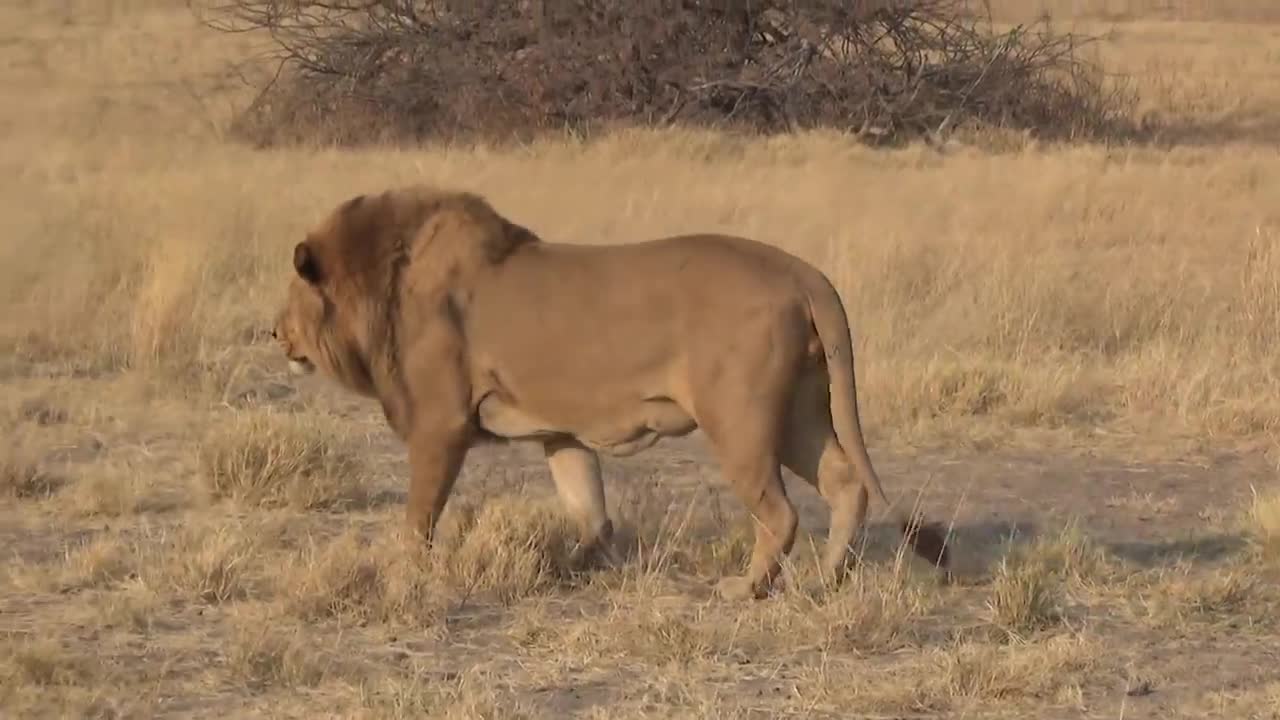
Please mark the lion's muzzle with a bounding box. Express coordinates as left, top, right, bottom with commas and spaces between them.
288, 358, 315, 376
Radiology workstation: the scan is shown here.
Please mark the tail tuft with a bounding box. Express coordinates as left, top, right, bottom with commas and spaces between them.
901, 515, 950, 571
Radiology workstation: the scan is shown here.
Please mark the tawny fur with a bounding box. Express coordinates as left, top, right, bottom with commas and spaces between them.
272, 185, 950, 600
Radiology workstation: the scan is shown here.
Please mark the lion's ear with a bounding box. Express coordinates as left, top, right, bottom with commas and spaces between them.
293, 241, 322, 285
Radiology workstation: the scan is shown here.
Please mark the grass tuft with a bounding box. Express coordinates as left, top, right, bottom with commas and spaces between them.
1141, 566, 1261, 629
930, 634, 1097, 705
439, 496, 578, 604
198, 409, 370, 511
987, 555, 1062, 640
57, 463, 168, 518
982, 526, 1115, 640
278, 529, 444, 626
141, 520, 264, 604
227, 611, 333, 690
60, 533, 139, 591
1244, 486, 1280, 563
358, 666, 533, 720
0, 638, 94, 689
0, 438, 60, 500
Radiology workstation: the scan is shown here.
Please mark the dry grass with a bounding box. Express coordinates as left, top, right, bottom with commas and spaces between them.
1244, 487, 1280, 563
277, 495, 579, 623
0, 637, 114, 719
96, 582, 166, 634
1199, 680, 1280, 719
752, 570, 935, 657
982, 0, 1280, 23
225, 611, 332, 690
138, 519, 268, 603
0, 638, 95, 690
275, 528, 445, 626
987, 554, 1065, 639
981, 525, 1122, 641
3, 1, 1280, 718
198, 408, 372, 511
58, 533, 140, 591
922, 634, 1100, 708
1139, 564, 1265, 629
438, 496, 579, 603
0, 439, 60, 500
56, 462, 163, 517
9, 129, 1280, 450
357, 667, 535, 720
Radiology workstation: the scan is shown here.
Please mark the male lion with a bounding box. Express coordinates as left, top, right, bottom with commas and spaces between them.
271, 185, 950, 600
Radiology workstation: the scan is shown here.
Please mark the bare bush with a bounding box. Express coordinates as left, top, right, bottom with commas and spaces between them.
196, 0, 1136, 147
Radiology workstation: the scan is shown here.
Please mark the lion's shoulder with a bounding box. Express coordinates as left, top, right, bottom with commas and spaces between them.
376, 186, 540, 265
420, 189, 540, 264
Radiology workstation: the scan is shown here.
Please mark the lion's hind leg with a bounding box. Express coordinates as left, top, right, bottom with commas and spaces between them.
713, 449, 798, 601
698, 404, 799, 601
781, 372, 868, 589
688, 314, 810, 601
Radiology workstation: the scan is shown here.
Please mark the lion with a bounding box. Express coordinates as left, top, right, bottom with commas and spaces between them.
271, 185, 951, 600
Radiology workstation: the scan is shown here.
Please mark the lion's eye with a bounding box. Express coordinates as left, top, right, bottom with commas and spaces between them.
270, 329, 278, 340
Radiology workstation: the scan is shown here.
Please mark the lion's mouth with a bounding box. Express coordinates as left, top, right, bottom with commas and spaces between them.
287, 356, 315, 376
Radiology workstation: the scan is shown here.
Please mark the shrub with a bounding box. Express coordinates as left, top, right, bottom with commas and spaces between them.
198, 0, 1137, 147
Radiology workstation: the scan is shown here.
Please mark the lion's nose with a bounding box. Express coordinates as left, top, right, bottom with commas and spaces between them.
270, 329, 278, 340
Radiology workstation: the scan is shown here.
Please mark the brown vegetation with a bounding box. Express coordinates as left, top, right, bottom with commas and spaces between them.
198, 409, 373, 510
201, 0, 1137, 147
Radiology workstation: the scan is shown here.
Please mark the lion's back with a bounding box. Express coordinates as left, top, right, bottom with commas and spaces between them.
465, 232, 818, 366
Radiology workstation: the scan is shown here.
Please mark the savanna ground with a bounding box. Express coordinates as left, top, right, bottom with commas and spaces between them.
3, 1, 1280, 718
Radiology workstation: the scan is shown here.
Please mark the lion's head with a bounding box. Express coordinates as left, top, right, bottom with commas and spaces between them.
270, 249, 324, 379
270, 186, 540, 399
270, 199, 379, 397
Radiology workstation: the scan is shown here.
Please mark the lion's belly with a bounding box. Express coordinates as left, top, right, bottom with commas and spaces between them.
475, 393, 696, 457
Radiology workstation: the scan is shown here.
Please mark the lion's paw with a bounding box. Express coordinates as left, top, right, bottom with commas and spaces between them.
715, 576, 766, 601
567, 542, 620, 574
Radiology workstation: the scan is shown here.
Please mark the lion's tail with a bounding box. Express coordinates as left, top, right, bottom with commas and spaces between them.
802, 269, 951, 573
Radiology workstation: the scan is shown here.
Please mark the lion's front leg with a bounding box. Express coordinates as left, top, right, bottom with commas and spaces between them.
404, 422, 471, 547
543, 436, 616, 571
397, 308, 473, 547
